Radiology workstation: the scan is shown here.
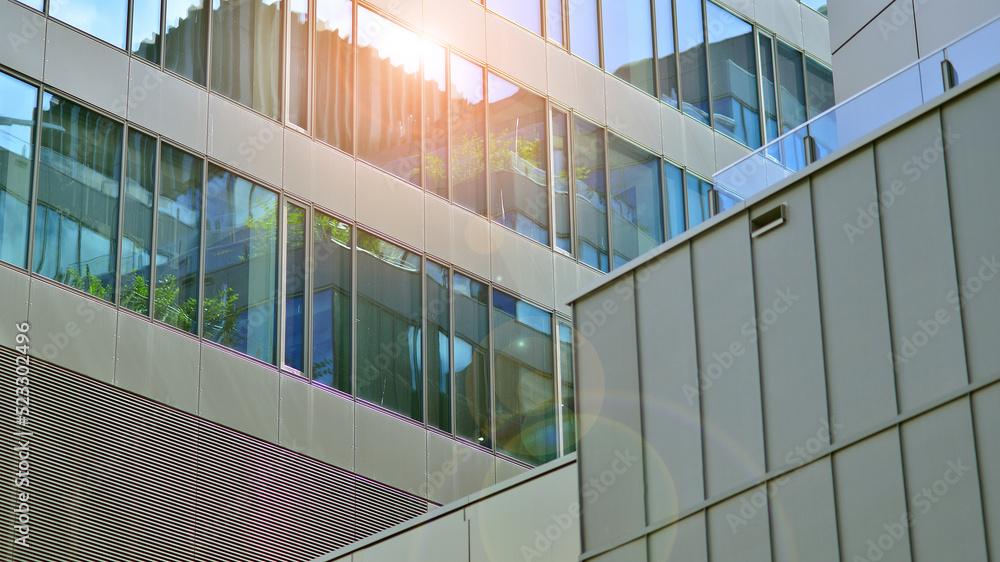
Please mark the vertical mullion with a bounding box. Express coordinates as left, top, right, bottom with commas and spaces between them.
650, 0, 660, 101
755, 28, 767, 148
26, 86, 43, 275
702, 0, 713, 129
604, 127, 612, 271
148, 136, 161, 318
277, 199, 289, 371
553, 314, 563, 457
448, 266, 456, 436
349, 222, 357, 398
487, 287, 496, 455
196, 159, 208, 340
567, 110, 577, 261
304, 205, 314, 380
421, 256, 429, 428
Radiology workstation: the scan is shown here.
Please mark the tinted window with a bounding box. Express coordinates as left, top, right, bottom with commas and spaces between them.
609, 134, 663, 268
121, 130, 157, 315
204, 166, 279, 363
132, 0, 163, 63
155, 145, 202, 333
656, 0, 679, 106
777, 41, 806, 133
51, 0, 128, 48
677, 0, 710, 124
284, 204, 307, 372
164, 0, 209, 85
356, 232, 423, 421
546, 0, 564, 44
486, 0, 541, 34
424, 41, 449, 198
758, 34, 780, 147
427, 261, 451, 433
664, 161, 686, 239
707, 3, 760, 148
312, 212, 352, 392
0, 72, 37, 269
569, 0, 600, 66
34, 94, 122, 302
806, 58, 835, 118
454, 273, 491, 446
289, 0, 310, 129
603, 0, 655, 94
551, 109, 571, 254
451, 54, 487, 215
211, 0, 284, 119
315, 0, 354, 153
574, 117, 608, 272
686, 173, 712, 228
488, 73, 548, 244
558, 322, 575, 454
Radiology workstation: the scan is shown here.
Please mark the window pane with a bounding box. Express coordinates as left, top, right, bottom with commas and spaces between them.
493, 291, 556, 466
132, 0, 163, 63
569, 0, 600, 66
155, 145, 202, 332
211, 0, 283, 120
424, 41, 449, 198
488, 73, 548, 245
427, 261, 451, 433
165, 0, 209, 85
357, 7, 422, 184
551, 109, 571, 254
686, 173, 712, 228
777, 41, 806, 133
758, 34, 780, 147
0, 72, 37, 269
801, 0, 827, 16
284, 203, 306, 372
121, 130, 157, 315
664, 160, 685, 239
558, 322, 574, 455
655, 0, 679, 106
12, 0, 43, 10
356, 232, 423, 421
454, 273, 491, 446
486, 0, 541, 34
289, 0, 310, 128
609, 135, 663, 268
451, 54, 487, 215
203, 166, 279, 363
34, 93, 122, 302
312, 212, 352, 392
603, 0, 655, 94
546, 0, 564, 45
677, 0, 710, 124
573, 117, 608, 272
51, 0, 128, 48
806, 58, 835, 118
315, 0, 353, 153
707, 3, 760, 148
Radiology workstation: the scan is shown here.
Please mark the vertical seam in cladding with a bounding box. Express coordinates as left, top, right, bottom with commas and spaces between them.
630, 270, 649, 532
686, 241, 710, 525
870, 143, 903, 418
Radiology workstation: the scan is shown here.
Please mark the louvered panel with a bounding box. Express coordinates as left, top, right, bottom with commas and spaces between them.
0, 345, 430, 562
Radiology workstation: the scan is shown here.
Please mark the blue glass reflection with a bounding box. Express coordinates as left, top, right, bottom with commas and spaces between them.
0, 72, 37, 269
609, 134, 663, 268
677, 0, 710, 123
426, 261, 451, 433
155, 145, 202, 333
454, 273, 491, 446
707, 2, 760, 148
312, 212, 351, 391
664, 161, 686, 239
569, 0, 600, 66
603, 0, 655, 94
132, 0, 162, 63
121, 130, 157, 316
486, 0, 541, 34
284, 204, 306, 372
51, 0, 128, 48
686, 173, 712, 228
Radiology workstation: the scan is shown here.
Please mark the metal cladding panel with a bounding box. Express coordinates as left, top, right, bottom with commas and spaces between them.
43, 19, 129, 117
0, 0, 45, 79
355, 511, 469, 562
575, 275, 647, 551
972, 382, 1000, 558
768, 458, 840, 562
1, 345, 428, 562
690, 215, 766, 497
634, 245, 706, 522
900, 399, 987, 562
647, 512, 708, 562
832, 428, 911, 562
750, 184, 830, 472
425, 432, 497, 506
115, 311, 201, 415
707, 487, 772, 562
811, 149, 897, 441
588, 538, 646, 562
353, 404, 429, 498
875, 112, 968, 413
126, 60, 209, 154
941, 80, 1000, 384
0, 266, 29, 349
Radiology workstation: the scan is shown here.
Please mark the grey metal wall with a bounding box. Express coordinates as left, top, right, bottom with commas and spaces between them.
0, 344, 428, 562
572, 62, 1000, 561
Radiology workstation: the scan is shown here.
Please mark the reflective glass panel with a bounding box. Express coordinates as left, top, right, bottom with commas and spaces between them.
0, 72, 37, 269
664, 161, 685, 239
312, 212, 352, 392
758, 34, 780, 148
121, 130, 157, 315
488, 73, 548, 244
50, 0, 128, 48
454, 273, 490, 446
203, 165, 279, 363
551, 109, 571, 254
493, 291, 556, 466
315, 0, 353, 153
289, 0, 309, 128
486, 0, 541, 34
12, 0, 43, 10
777, 41, 806, 133
132, 0, 162, 63
155, 145, 202, 333
451, 54, 487, 215
707, 3, 760, 148
609, 135, 663, 268
546, 0, 564, 45
655, 0, 679, 106
603, 0, 655, 94
569, 0, 600, 66
211, 0, 284, 120
357, 7, 422, 184
165, 0, 209, 85
34, 94, 122, 302
356, 232, 422, 421
284, 203, 306, 372
573, 117, 608, 272
424, 41, 449, 198
558, 322, 574, 455
801, 0, 826, 16
427, 261, 451, 433
677, 0, 710, 124
686, 173, 712, 228
805, 58, 835, 119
